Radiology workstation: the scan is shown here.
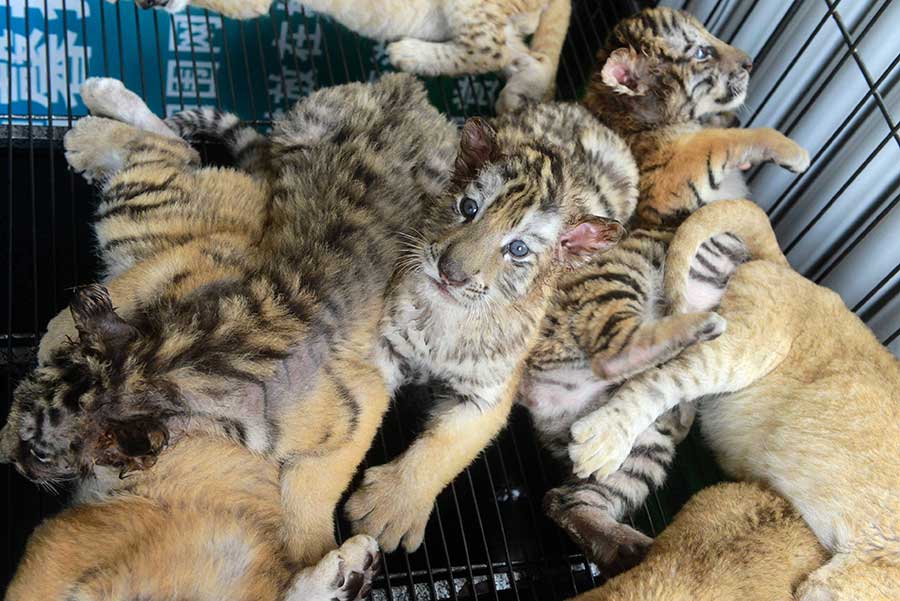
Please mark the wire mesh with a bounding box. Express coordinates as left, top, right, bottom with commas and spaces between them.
1, 0, 898, 598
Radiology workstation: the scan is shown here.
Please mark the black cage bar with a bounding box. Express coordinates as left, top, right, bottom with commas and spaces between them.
2, 0, 898, 599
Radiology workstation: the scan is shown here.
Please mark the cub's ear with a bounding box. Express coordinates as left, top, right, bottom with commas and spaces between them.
559, 216, 626, 267
601, 48, 648, 96
454, 117, 500, 185
97, 417, 169, 477
70, 284, 138, 353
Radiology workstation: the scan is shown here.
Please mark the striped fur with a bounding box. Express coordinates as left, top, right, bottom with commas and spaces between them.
5, 435, 381, 601
570, 200, 900, 601
522, 7, 808, 572
165, 107, 268, 175
344, 102, 633, 554
0, 74, 458, 566
120, 0, 571, 114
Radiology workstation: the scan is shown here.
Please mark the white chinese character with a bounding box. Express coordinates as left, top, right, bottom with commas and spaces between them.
273, 19, 322, 62
166, 60, 218, 100
169, 14, 221, 54
452, 78, 499, 113
268, 67, 315, 106
0, 28, 90, 109
8, 0, 88, 21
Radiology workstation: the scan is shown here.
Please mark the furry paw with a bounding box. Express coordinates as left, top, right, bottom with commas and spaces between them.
569, 410, 636, 480
345, 463, 433, 553
287, 535, 381, 601
544, 486, 651, 575
496, 55, 554, 114
80, 77, 176, 138
64, 116, 132, 183
387, 39, 437, 76
134, 0, 190, 13
761, 129, 810, 174
795, 580, 836, 601
695, 312, 727, 342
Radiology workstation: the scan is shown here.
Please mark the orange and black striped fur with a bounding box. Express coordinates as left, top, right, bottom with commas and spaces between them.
5, 434, 381, 601
344, 103, 632, 554
0, 73, 458, 566
570, 200, 900, 601
520, 7, 809, 572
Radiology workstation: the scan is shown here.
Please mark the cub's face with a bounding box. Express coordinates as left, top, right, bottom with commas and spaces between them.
599, 7, 753, 121
1, 286, 170, 485
414, 119, 624, 310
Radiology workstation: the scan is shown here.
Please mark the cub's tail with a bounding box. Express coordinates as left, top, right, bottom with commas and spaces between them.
165, 107, 268, 174
665, 199, 788, 313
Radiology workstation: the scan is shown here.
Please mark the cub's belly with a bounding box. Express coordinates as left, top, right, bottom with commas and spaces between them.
520, 365, 613, 428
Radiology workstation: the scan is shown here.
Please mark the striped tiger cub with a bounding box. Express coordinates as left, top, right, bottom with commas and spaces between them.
0, 73, 458, 566
521, 7, 810, 571
344, 102, 633, 554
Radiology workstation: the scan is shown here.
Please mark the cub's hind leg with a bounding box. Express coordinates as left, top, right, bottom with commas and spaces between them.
388, 1, 509, 76
544, 403, 694, 573
277, 352, 393, 565
80, 77, 178, 139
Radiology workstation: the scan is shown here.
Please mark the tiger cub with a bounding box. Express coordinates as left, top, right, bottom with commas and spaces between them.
0, 73, 457, 565
119, 0, 571, 113
343, 102, 635, 554
570, 200, 900, 601
5, 434, 380, 601
520, 7, 809, 570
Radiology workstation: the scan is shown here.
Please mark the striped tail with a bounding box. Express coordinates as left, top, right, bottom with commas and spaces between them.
665, 199, 788, 314
165, 107, 268, 174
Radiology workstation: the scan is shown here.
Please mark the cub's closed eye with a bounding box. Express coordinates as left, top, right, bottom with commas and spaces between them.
693, 46, 715, 61
460, 197, 479, 221
508, 240, 530, 258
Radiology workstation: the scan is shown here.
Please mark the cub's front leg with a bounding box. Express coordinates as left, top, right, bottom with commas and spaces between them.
345, 384, 515, 553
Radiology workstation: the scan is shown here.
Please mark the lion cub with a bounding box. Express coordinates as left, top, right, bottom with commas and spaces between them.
5, 435, 380, 601
571, 200, 900, 601
573, 483, 826, 601
118, 0, 571, 113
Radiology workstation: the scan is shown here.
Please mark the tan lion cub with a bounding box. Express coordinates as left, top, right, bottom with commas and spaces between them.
573, 482, 826, 601
5, 435, 380, 601
570, 200, 900, 601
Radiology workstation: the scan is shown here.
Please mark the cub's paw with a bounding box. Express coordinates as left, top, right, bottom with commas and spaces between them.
134, 0, 191, 13
345, 463, 433, 554
387, 39, 437, 76
795, 579, 836, 601
81, 77, 146, 122
760, 129, 810, 174
694, 312, 727, 342
544, 486, 652, 575
287, 535, 381, 601
569, 410, 635, 480
64, 116, 133, 183
496, 56, 554, 114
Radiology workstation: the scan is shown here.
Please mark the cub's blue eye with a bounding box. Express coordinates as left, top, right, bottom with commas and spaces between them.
508, 240, 530, 258
460, 197, 479, 221
694, 46, 714, 61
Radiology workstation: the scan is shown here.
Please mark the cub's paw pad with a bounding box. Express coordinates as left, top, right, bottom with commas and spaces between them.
288, 535, 380, 601
330, 536, 381, 601
63, 117, 132, 182
136, 0, 190, 12
569, 414, 634, 480
345, 464, 432, 554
